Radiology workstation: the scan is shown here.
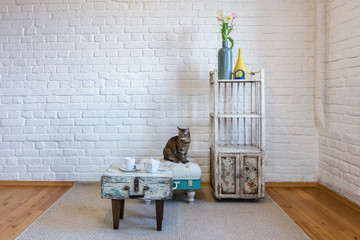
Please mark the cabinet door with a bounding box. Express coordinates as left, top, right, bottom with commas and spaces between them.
241, 154, 262, 196
219, 153, 239, 196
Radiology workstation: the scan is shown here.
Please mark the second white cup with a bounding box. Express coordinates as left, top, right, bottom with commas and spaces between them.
144, 158, 160, 173
122, 157, 135, 171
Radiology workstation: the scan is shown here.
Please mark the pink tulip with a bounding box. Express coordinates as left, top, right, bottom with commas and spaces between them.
216, 17, 221, 21
231, 13, 237, 19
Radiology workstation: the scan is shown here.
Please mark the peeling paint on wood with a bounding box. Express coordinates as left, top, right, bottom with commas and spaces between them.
243, 155, 259, 194
101, 166, 172, 200
209, 70, 265, 200
212, 152, 265, 200
220, 155, 236, 194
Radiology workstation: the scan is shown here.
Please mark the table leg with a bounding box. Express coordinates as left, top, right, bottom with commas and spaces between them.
120, 199, 124, 219
155, 200, 164, 231
112, 199, 125, 229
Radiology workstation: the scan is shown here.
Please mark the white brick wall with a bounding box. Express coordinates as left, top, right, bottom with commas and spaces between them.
318, 0, 360, 205
0, 0, 318, 182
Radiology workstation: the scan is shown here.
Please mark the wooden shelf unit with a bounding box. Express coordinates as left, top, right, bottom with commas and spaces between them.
209, 69, 265, 200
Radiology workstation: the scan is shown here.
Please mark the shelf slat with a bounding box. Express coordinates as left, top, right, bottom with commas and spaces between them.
211, 145, 262, 153
217, 79, 261, 83
210, 113, 261, 118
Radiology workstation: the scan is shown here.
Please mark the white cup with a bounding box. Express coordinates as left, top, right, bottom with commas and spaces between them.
144, 158, 160, 173
122, 157, 135, 171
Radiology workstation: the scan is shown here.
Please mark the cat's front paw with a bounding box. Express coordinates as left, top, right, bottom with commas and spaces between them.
181, 160, 189, 164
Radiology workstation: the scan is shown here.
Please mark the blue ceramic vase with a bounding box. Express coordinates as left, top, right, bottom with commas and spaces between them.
218, 40, 232, 79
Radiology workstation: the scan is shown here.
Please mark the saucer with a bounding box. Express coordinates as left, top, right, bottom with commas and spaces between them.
118, 166, 138, 172
111, 163, 139, 172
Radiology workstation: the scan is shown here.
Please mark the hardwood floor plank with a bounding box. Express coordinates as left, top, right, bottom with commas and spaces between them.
317, 184, 360, 214
0, 185, 72, 240
267, 188, 336, 239
289, 188, 357, 239
303, 188, 360, 238
0, 187, 43, 224
0, 181, 74, 187
288, 187, 359, 237
3, 210, 43, 240
267, 186, 360, 240
37, 187, 70, 211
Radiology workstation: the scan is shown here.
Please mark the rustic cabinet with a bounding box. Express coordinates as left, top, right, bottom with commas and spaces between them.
209, 70, 265, 200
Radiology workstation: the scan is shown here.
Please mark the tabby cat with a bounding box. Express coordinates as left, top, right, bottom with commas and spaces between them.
163, 127, 191, 164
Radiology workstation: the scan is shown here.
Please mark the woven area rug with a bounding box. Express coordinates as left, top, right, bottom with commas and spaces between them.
17, 182, 309, 240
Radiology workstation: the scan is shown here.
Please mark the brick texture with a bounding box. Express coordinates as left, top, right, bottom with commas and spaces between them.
318, 0, 360, 205
0, 0, 318, 182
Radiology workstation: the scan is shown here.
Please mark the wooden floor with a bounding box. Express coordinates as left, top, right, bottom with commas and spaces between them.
0, 184, 360, 240
0, 184, 72, 240
267, 186, 360, 240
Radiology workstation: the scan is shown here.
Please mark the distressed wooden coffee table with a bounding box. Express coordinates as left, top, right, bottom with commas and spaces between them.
101, 165, 172, 231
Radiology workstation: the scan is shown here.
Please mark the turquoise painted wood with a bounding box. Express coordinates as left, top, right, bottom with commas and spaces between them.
173, 179, 201, 190
102, 157, 202, 204
158, 158, 202, 191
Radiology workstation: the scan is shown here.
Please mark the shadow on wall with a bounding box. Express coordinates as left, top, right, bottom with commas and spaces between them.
172, 30, 209, 160
138, 26, 211, 160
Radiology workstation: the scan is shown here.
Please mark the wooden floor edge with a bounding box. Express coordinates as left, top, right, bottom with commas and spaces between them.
201, 182, 210, 186
317, 183, 360, 214
0, 181, 75, 187
266, 182, 318, 188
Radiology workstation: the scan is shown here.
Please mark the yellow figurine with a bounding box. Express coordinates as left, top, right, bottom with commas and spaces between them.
233, 48, 247, 79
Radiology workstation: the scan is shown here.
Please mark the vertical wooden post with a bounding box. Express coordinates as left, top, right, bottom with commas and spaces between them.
111, 199, 122, 229
261, 69, 265, 152
243, 82, 246, 145
155, 200, 164, 231
119, 199, 124, 219
231, 82, 233, 144
237, 82, 240, 145
224, 82, 227, 144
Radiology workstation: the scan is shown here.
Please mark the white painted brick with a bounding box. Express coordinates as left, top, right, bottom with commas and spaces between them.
318, 0, 360, 205
51, 165, 75, 172
55, 173, 68, 180
124, 41, 147, 49
76, 165, 99, 172
1, 119, 25, 126
75, 134, 98, 141
0, 0, 324, 188
4, 165, 26, 173
149, 26, 172, 33
39, 150, 63, 156
26, 135, 49, 141
104, 118, 122, 126
43, 172, 55, 180
27, 165, 50, 173
135, 103, 157, 110
3, 134, 26, 141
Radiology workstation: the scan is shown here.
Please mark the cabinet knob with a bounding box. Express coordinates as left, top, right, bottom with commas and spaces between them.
124, 186, 130, 190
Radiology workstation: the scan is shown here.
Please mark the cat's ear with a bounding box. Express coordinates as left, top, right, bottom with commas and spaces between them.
185, 127, 189, 133
177, 126, 181, 131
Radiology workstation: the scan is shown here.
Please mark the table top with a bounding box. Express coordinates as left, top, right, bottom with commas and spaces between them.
102, 158, 172, 178
102, 158, 173, 200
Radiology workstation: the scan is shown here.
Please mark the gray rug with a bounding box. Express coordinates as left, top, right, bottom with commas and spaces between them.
17, 182, 309, 240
